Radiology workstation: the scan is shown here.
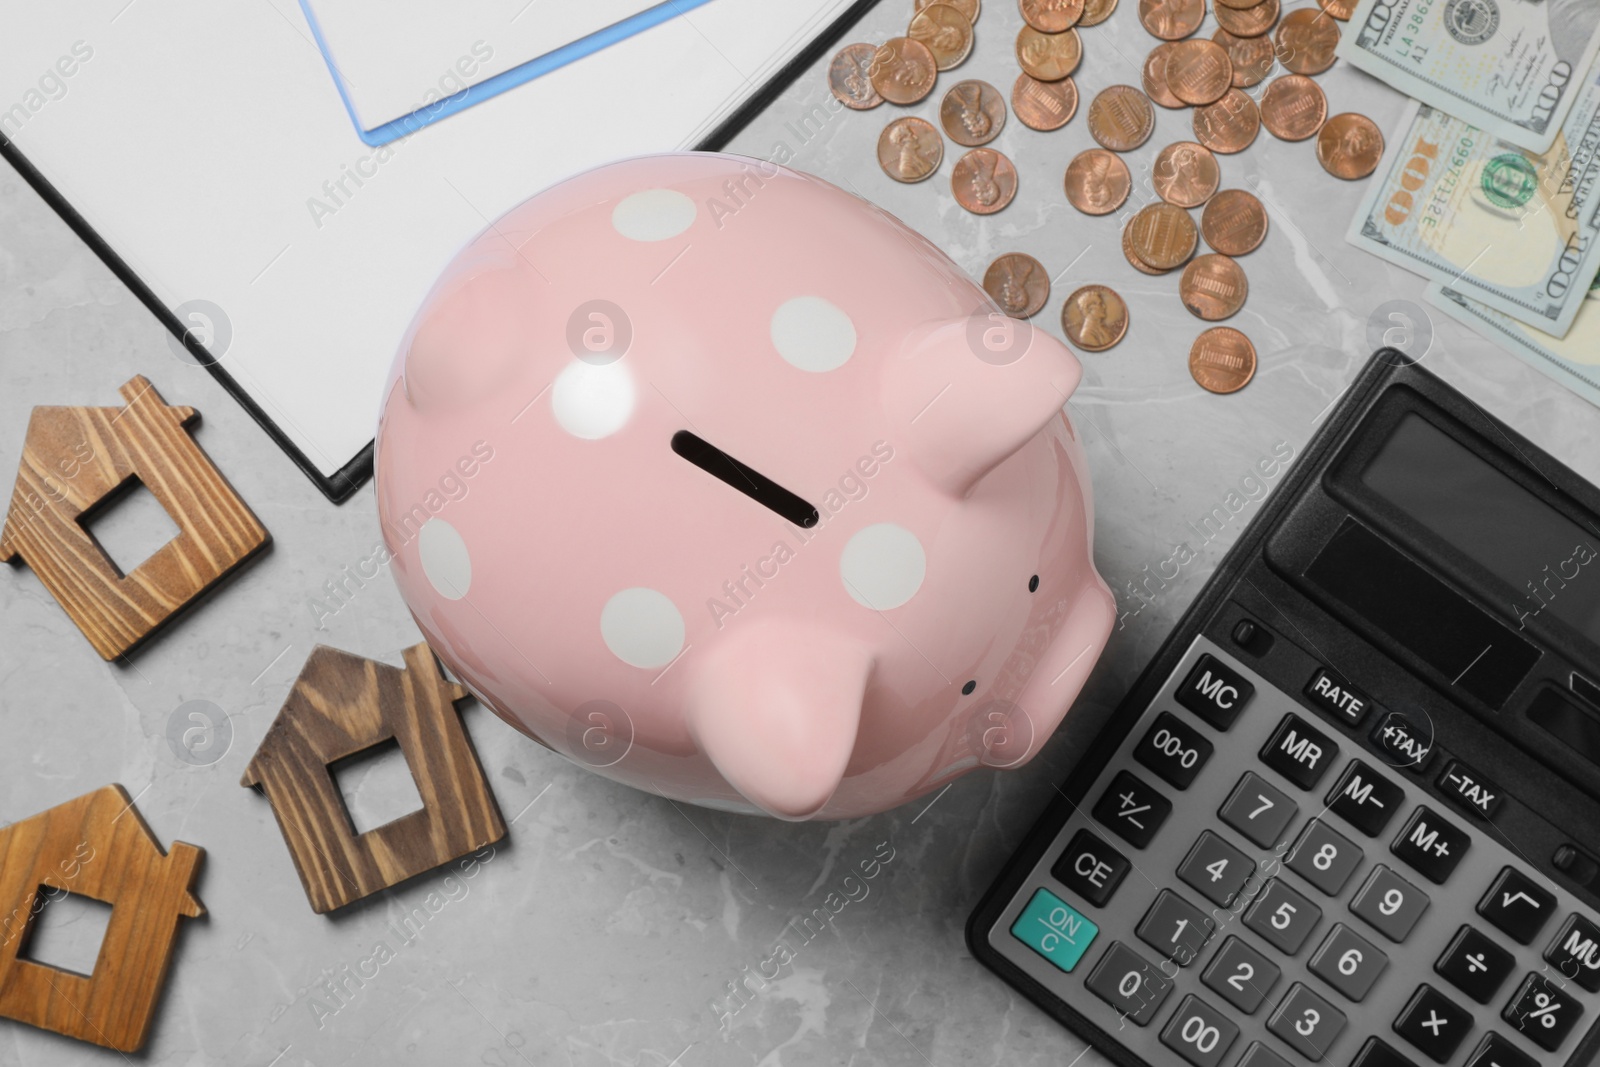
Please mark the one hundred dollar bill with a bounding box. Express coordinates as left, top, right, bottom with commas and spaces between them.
1347, 75, 1600, 338
1430, 273, 1600, 408
1338, 0, 1600, 153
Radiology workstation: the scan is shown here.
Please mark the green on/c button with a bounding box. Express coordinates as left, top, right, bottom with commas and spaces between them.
1011, 887, 1099, 972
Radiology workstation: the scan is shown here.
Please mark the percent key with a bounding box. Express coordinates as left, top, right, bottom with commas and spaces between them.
1503, 973, 1582, 1051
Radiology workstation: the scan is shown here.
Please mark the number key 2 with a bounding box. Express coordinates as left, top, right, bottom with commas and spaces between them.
1135, 711, 1213, 789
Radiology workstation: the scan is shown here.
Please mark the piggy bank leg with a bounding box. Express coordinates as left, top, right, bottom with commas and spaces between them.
684, 621, 873, 820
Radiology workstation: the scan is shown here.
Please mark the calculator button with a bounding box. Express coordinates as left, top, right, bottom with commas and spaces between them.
1390, 807, 1468, 884
1351, 866, 1430, 943
1201, 935, 1281, 1014
1051, 828, 1130, 908
1092, 770, 1171, 849
1009, 887, 1099, 972
1370, 711, 1434, 772
1260, 713, 1338, 790
1326, 759, 1405, 837
1286, 819, 1363, 896
1435, 759, 1503, 821
1178, 831, 1253, 907
1463, 1032, 1538, 1067
1350, 1037, 1420, 1067
1134, 711, 1214, 789
1544, 912, 1600, 991
1244, 878, 1321, 954
1176, 654, 1254, 730
1219, 772, 1298, 849
1476, 867, 1556, 944
1501, 972, 1582, 1051
1393, 984, 1473, 1063
1235, 1042, 1294, 1067
1267, 982, 1346, 1061
1160, 994, 1240, 1067
1084, 941, 1173, 1025
1308, 923, 1388, 1002
1434, 925, 1515, 1004
1304, 667, 1370, 726
1137, 889, 1215, 967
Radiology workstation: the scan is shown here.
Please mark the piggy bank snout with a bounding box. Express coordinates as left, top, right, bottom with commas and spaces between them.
885, 315, 1082, 498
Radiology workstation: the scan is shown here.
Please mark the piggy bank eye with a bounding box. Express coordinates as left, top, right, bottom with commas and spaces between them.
1029, 574, 1040, 593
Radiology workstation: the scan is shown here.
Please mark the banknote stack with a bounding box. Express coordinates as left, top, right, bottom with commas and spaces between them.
1338, 0, 1600, 405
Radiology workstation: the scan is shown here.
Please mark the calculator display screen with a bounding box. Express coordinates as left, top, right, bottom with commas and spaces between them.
1361, 414, 1600, 646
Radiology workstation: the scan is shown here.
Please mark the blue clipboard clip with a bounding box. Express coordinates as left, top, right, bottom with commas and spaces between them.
298, 0, 720, 146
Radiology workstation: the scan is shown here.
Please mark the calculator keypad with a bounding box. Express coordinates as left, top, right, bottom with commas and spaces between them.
987, 639, 1600, 1067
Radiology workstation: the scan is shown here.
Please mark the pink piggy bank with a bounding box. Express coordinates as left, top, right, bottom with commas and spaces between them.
374, 153, 1115, 820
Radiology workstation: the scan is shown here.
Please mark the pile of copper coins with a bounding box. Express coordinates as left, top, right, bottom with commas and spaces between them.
827, 0, 1385, 395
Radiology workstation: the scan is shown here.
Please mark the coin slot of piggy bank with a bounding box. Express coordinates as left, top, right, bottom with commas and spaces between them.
670, 430, 820, 529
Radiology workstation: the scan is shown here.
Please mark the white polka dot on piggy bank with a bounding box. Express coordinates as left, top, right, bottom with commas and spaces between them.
373, 153, 1115, 820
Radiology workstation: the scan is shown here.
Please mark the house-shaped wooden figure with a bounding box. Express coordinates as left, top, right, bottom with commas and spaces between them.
242, 643, 507, 913
0, 375, 270, 660
0, 784, 205, 1052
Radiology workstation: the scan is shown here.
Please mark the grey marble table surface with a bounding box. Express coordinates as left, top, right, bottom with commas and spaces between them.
4, 2, 1600, 1065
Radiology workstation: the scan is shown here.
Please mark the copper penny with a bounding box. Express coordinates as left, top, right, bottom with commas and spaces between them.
1143, 44, 1186, 109
1213, 28, 1276, 87
1062, 285, 1130, 352
1215, 0, 1279, 37
1080, 0, 1120, 26
916, 0, 981, 20
1128, 202, 1199, 270
1316, 0, 1356, 19
1088, 85, 1156, 152
953, 148, 1020, 214
829, 44, 884, 110
1189, 327, 1257, 393
1193, 88, 1261, 153
878, 117, 945, 182
985, 253, 1051, 318
1139, 0, 1205, 40
1016, 26, 1083, 81
1012, 73, 1079, 131
1200, 189, 1269, 255
1166, 39, 1235, 106
870, 38, 938, 105
1064, 148, 1132, 215
909, 4, 975, 71
1152, 141, 1221, 207
1275, 8, 1340, 75
942, 80, 1008, 146
1180, 253, 1249, 320
1020, 0, 1085, 33
1123, 225, 1171, 274
1317, 113, 1385, 179
1260, 73, 1328, 141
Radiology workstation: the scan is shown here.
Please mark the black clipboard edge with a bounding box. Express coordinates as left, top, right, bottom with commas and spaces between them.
0, 0, 883, 503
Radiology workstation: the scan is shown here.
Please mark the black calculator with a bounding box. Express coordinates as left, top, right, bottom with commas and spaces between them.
969, 351, 1600, 1067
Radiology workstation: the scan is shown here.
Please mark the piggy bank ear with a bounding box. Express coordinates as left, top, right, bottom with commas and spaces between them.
883, 313, 1082, 496
684, 622, 872, 820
